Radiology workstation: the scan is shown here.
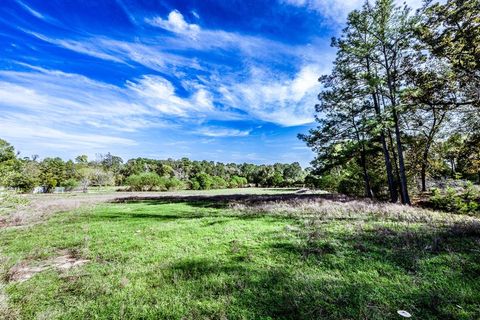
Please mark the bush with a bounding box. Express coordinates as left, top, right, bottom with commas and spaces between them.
229, 176, 248, 188
126, 173, 187, 192
190, 180, 201, 190
43, 177, 58, 193
165, 177, 184, 191
10, 172, 38, 193
62, 179, 79, 192
126, 172, 163, 191
190, 173, 214, 190
267, 172, 284, 187
212, 176, 227, 189
430, 182, 479, 214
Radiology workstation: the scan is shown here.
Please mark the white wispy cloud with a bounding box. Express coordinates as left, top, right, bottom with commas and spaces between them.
0, 118, 137, 150
15, 0, 45, 20
127, 75, 214, 116
10, 8, 335, 133
0, 65, 232, 124
23, 30, 125, 63
282, 0, 426, 23
19, 8, 331, 77
196, 127, 251, 137
218, 64, 325, 126
146, 10, 200, 39
0, 64, 257, 151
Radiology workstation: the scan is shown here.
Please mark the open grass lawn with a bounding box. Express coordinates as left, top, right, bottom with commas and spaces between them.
1, 193, 479, 319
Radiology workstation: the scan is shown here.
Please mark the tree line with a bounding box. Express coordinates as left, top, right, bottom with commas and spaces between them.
0, 139, 307, 192
300, 0, 479, 204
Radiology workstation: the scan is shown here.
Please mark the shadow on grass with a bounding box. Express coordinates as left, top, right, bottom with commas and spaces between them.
166, 255, 384, 319
345, 221, 480, 273
163, 227, 480, 320
111, 192, 349, 209
95, 193, 480, 319
101, 193, 351, 222
95, 193, 345, 224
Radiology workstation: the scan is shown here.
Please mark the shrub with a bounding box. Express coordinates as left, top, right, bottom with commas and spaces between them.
430, 182, 479, 214
337, 177, 364, 197
190, 180, 201, 190
126, 172, 163, 191
43, 177, 58, 193
212, 176, 227, 189
165, 177, 184, 191
190, 173, 214, 190
267, 172, 284, 187
62, 178, 79, 192
10, 172, 38, 193
229, 176, 248, 188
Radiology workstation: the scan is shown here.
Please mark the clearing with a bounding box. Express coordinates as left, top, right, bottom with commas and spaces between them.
0, 188, 479, 319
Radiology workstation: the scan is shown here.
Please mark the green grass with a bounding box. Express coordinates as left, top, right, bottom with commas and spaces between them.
0, 196, 479, 319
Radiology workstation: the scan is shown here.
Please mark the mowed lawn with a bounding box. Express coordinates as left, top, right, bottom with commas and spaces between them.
0, 194, 479, 319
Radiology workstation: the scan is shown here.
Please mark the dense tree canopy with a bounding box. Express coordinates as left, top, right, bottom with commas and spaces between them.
300, 0, 480, 202
0, 140, 308, 193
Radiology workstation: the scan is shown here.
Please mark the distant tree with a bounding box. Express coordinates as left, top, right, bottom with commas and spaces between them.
77, 167, 95, 193
190, 173, 214, 190
75, 155, 89, 164
156, 163, 175, 178
40, 157, 67, 192
268, 171, 284, 187
0, 139, 16, 162
229, 176, 248, 188
212, 176, 228, 189
0, 139, 18, 187
283, 162, 305, 184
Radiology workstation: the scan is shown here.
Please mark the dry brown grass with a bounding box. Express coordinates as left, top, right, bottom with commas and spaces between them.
4, 250, 90, 283
1, 192, 170, 228
229, 198, 479, 224
0, 189, 327, 228
3, 189, 478, 232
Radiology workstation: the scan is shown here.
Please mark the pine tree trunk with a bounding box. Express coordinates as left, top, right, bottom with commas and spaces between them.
360, 147, 373, 199
369, 84, 397, 202
392, 108, 411, 205
388, 128, 402, 203
366, 55, 398, 203
381, 47, 410, 205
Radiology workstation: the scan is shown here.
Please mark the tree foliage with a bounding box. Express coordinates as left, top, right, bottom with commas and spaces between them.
301, 0, 480, 204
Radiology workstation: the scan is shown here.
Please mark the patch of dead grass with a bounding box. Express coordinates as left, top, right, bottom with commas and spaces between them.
230, 198, 478, 225
5, 250, 90, 283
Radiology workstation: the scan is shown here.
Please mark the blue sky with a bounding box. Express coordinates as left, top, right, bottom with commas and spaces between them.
0, 0, 421, 166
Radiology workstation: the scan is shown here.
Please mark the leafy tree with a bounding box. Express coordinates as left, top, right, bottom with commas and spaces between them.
40, 157, 67, 192
190, 173, 214, 190
458, 133, 480, 182
126, 172, 163, 191
229, 176, 248, 188
212, 176, 228, 189
268, 171, 284, 187
283, 162, 305, 184
419, 0, 480, 108
0, 140, 19, 188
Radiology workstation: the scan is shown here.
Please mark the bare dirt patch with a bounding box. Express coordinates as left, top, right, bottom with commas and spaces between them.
6, 250, 90, 283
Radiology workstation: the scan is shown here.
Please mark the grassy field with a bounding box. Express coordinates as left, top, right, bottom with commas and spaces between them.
0, 189, 479, 319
